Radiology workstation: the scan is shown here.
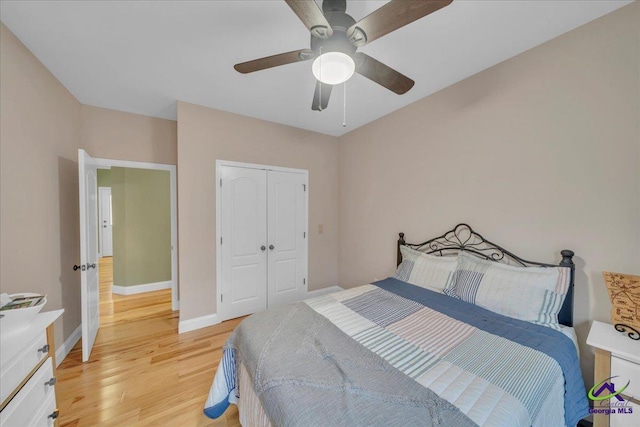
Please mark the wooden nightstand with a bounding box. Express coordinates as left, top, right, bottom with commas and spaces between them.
587, 321, 640, 427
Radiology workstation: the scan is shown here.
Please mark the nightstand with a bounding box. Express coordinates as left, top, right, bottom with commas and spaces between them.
587, 321, 640, 427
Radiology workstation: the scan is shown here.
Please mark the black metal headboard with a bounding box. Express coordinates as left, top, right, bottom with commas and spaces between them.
396, 223, 576, 327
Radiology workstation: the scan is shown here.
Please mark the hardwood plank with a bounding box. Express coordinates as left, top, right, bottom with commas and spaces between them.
57, 257, 241, 426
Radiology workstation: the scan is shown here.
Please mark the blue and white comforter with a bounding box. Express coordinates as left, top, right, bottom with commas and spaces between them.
205, 278, 589, 426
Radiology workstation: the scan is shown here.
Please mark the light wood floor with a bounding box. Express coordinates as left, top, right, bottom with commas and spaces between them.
56, 257, 242, 426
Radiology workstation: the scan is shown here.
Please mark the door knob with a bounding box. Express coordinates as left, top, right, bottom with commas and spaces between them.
261, 245, 266, 251
269, 245, 274, 250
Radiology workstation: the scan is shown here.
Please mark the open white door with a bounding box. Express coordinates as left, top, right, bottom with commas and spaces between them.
78, 149, 100, 362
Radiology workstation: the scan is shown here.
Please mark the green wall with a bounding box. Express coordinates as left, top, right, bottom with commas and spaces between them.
111, 167, 171, 287
97, 168, 111, 187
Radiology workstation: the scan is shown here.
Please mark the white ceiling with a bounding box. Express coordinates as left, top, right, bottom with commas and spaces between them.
0, 0, 632, 136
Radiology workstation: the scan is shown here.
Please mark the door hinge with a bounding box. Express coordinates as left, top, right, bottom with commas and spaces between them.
303, 232, 306, 238
220, 178, 222, 187
220, 237, 223, 245
221, 294, 223, 302
303, 278, 306, 285
303, 184, 306, 191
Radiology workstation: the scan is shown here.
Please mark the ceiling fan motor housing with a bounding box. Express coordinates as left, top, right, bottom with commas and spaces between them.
311, 11, 357, 58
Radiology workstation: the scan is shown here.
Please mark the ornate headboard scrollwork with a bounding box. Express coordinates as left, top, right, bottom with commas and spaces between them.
397, 223, 576, 327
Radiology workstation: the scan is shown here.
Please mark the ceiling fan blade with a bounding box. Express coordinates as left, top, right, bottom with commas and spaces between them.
234, 49, 314, 74
347, 0, 453, 46
285, 0, 333, 39
355, 53, 414, 95
312, 81, 332, 111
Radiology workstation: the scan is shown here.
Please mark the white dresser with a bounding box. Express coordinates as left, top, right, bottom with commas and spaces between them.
587, 321, 640, 427
0, 310, 64, 427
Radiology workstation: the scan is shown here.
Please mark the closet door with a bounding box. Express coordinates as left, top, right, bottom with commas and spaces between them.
267, 170, 307, 308
219, 166, 268, 320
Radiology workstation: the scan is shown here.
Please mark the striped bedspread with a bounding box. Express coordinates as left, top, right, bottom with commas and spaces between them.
205, 278, 589, 426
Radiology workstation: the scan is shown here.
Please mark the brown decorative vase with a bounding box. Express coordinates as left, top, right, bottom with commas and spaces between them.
602, 271, 640, 340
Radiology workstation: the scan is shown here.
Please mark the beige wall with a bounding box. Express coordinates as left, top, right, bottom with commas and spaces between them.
0, 23, 82, 349
0, 23, 177, 355
111, 167, 171, 287
337, 2, 640, 387
177, 101, 339, 321
81, 105, 177, 165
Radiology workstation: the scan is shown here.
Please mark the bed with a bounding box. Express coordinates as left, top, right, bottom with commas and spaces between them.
204, 224, 589, 426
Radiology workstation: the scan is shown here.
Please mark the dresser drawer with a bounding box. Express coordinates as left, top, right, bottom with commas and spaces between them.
29, 394, 57, 427
610, 398, 639, 427
0, 357, 56, 427
611, 356, 640, 399
0, 331, 48, 405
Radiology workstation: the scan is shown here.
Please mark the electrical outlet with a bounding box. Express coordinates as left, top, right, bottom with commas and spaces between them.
318, 224, 324, 234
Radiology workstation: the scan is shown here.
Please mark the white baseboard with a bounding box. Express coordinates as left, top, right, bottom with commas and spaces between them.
176, 287, 343, 335
55, 324, 81, 367
112, 280, 172, 296
307, 285, 343, 298
178, 313, 219, 334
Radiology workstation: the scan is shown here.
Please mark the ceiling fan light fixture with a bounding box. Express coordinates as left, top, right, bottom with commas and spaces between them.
312, 52, 355, 85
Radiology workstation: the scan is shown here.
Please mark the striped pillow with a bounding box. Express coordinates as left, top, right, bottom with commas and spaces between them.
394, 246, 457, 293
444, 251, 570, 327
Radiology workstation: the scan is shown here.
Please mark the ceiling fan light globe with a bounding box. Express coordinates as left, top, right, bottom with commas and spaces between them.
312, 52, 355, 85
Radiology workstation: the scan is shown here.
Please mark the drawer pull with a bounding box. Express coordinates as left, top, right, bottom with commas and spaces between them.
48, 409, 60, 420
37, 344, 50, 354
45, 377, 57, 386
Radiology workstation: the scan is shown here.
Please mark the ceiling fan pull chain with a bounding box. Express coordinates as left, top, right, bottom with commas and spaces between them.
343, 82, 347, 127
318, 47, 323, 111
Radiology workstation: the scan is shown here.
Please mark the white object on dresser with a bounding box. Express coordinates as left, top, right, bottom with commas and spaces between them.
587, 320, 640, 427
0, 293, 47, 336
0, 310, 63, 427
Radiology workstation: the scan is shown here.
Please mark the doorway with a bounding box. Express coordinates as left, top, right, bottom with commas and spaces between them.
94, 158, 178, 312
79, 150, 178, 361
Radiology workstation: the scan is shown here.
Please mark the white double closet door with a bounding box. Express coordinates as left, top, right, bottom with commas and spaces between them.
218, 164, 307, 321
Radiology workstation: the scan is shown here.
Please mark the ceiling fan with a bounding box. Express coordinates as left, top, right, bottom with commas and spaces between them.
234, 0, 453, 111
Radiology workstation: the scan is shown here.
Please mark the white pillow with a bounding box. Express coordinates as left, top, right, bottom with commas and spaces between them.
394, 246, 457, 293
444, 251, 570, 326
